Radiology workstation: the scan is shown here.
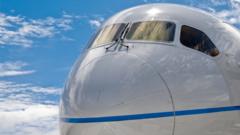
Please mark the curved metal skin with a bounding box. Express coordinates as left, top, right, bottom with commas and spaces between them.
60, 4, 240, 135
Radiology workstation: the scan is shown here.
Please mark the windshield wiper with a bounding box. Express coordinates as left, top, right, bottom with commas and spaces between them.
105, 23, 130, 51
105, 40, 118, 51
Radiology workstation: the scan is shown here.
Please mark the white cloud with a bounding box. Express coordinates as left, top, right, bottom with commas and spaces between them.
209, 0, 240, 25
0, 81, 61, 135
141, 0, 163, 3
215, 9, 240, 24
0, 102, 59, 135
0, 61, 35, 77
198, 0, 240, 25
89, 20, 102, 28
230, 0, 240, 8
210, 0, 228, 6
0, 12, 78, 47
0, 81, 61, 101
89, 17, 104, 28
143, 0, 149, 3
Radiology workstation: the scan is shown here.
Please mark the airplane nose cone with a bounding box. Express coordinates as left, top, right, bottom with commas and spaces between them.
61, 52, 174, 135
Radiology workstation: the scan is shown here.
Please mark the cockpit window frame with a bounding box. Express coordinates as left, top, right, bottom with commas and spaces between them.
124, 20, 177, 45
88, 20, 178, 49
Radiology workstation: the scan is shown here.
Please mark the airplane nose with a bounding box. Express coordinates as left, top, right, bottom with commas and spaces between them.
60, 52, 174, 135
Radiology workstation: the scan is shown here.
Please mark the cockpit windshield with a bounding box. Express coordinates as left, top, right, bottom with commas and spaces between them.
91, 23, 126, 48
89, 21, 176, 48
126, 21, 176, 42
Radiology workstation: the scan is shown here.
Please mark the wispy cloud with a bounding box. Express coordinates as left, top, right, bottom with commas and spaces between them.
89, 17, 104, 28
195, 0, 240, 25
0, 61, 35, 77
214, 0, 240, 25
0, 102, 58, 135
210, 0, 228, 6
0, 81, 61, 135
0, 12, 80, 47
142, 0, 163, 3
87, 1, 240, 28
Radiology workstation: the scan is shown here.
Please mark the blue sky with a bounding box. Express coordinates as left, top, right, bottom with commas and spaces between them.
0, 0, 239, 135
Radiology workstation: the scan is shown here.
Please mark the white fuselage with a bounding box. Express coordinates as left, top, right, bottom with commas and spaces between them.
60, 4, 240, 135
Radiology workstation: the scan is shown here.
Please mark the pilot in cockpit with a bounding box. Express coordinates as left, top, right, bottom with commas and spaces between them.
193, 35, 219, 57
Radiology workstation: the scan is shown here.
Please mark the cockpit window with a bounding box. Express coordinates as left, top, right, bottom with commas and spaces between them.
91, 23, 126, 48
180, 25, 220, 57
126, 21, 176, 42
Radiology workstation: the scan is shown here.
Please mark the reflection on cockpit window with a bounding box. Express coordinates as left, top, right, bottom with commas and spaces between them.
126, 21, 176, 42
180, 25, 220, 57
91, 23, 126, 48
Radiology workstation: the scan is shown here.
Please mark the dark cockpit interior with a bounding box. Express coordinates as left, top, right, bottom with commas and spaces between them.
180, 25, 220, 57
